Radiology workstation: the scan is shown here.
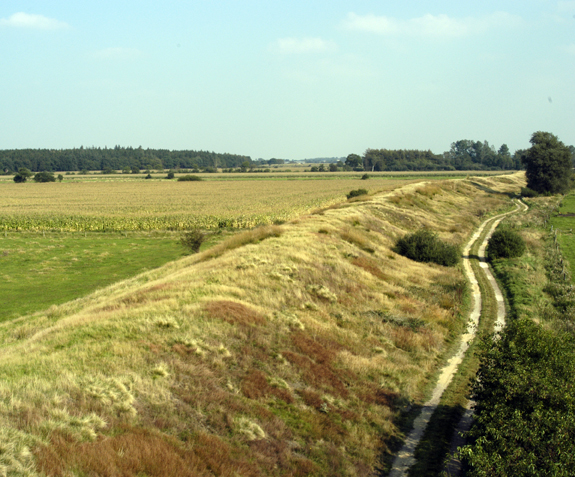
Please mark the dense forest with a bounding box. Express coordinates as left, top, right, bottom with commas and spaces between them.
0, 146, 251, 173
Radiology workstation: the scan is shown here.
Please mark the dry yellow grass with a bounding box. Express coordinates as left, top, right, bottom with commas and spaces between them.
0, 173, 525, 476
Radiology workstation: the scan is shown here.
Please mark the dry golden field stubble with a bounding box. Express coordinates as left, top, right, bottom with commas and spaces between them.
0, 177, 422, 231
0, 173, 524, 476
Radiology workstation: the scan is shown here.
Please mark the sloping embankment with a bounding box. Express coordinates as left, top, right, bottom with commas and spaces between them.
0, 173, 523, 476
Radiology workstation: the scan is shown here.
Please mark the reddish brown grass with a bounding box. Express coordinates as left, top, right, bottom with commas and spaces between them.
351, 256, 389, 280
282, 351, 348, 398
359, 385, 400, 408
241, 370, 294, 404
299, 389, 324, 409
205, 301, 265, 326
120, 284, 174, 306
291, 332, 335, 365
34, 428, 261, 477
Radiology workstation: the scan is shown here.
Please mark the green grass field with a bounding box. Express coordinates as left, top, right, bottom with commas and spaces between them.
550, 193, 575, 280
0, 232, 189, 321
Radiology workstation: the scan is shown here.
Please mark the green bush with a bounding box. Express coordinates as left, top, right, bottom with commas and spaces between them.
13, 168, 32, 183
180, 229, 204, 253
486, 228, 525, 260
33, 171, 56, 183
177, 175, 203, 182
347, 188, 368, 199
394, 229, 460, 266
520, 187, 538, 198
166, 171, 175, 179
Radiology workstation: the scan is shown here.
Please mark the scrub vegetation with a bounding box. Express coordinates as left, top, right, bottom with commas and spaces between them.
462, 195, 575, 475
0, 173, 524, 476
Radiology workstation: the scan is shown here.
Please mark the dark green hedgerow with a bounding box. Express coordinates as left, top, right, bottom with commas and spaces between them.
461, 318, 575, 476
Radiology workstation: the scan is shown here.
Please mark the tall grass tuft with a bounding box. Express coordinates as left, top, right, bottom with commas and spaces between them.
200, 225, 283, 260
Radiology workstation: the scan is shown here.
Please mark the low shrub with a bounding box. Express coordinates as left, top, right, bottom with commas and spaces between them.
486, 228, 525, 260
394, 229, 459, 266
347, 189, 368, 200
177, 175, 203, 182
520, 187, 538, 198
33, 171, 56, 183
180, 229, 204, 253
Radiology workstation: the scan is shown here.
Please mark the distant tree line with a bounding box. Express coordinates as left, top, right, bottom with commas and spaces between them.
3, 140, 573, 174
0, 146, 251, 173
352, 140, 526, 172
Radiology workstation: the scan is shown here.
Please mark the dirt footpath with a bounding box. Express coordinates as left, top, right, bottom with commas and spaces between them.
389, 200, 527, 477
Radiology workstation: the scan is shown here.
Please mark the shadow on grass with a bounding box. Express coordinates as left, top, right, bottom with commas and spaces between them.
376, 402, 469, 477
468, 181, 517, 199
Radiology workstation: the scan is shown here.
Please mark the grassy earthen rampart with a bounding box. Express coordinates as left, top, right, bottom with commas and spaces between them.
0, 173, 524, 476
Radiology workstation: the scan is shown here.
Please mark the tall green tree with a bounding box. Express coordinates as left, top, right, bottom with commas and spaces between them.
345, 153, 363, 171
522, 131, 572, 194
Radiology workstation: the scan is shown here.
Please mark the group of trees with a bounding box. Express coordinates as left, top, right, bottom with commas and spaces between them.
0, 146, 251, 174
345, 140, 524, 172
345, 136, 575, 173
12, 168, 62, 183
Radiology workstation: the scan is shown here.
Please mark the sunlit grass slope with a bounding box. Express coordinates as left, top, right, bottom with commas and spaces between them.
0, 173, 524, 476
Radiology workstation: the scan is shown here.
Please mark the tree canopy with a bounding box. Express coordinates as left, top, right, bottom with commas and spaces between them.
13, 167, 32, 183
522, 131, 573, 194
33, 171, 56, 182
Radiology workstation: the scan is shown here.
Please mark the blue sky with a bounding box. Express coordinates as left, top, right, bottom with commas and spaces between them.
1, 1, 574, 160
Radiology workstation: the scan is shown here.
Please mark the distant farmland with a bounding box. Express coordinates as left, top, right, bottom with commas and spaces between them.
0, 175, 432, 232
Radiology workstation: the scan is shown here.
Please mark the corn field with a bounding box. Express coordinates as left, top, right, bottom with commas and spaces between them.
0, 178, 414, 232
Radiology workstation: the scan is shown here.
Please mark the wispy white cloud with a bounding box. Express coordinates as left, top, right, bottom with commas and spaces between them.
270, 37, 336, 54
94, 47, 143, 61
0, 12, 69, 30
343, 12, 522, 38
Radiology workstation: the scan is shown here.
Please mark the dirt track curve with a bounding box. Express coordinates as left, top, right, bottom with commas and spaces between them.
388, 199, 528, 477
